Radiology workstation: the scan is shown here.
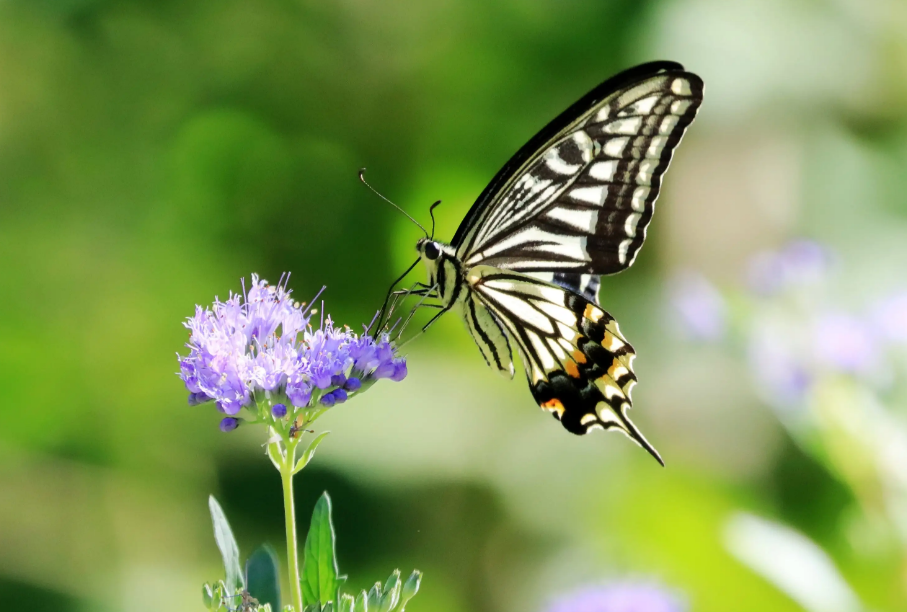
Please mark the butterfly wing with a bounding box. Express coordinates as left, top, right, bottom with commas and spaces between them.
465, 265, 662, 464
453, 61, 703, 276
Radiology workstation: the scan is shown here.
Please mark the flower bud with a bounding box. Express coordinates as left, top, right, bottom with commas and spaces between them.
330, 374, 347, 388
271, 403, 287, 419
344, 377, 362, 391
332, 389, 348, 404
219, 417, 240, 432
320, 393, 336, 408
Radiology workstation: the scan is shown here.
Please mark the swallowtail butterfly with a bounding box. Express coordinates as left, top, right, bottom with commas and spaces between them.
382, 62, 703, 464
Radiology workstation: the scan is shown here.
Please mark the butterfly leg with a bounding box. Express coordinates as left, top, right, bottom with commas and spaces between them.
396, 301, 452, 349
393, 284, 441, 340
382, 282, 440, 333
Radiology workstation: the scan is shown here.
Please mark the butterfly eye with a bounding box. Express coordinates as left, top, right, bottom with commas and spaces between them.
424, 241, 441, 260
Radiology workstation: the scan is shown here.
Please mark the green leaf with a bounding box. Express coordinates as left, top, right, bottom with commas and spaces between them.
202, 583, 215, 608
398, 571, 422, 611
293, 431, 331, 474
377, 570, 401, 612
338, 594, 355, 612
301, 492, 341, 606
354, 591, 369, 612
367, 583, 382, 610
245, 544, 281, 610
209, 496, 244, 595
267, 439, 284, 471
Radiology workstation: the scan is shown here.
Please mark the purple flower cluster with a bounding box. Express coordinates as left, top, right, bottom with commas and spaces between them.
178, 274, 407, 429
669, 240, 907, 411
546, 583, 686, 612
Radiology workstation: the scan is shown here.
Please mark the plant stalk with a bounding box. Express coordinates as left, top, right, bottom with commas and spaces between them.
280, 441, 304, 612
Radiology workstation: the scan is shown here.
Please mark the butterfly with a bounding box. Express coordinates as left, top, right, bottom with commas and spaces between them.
374, 61, 703, 465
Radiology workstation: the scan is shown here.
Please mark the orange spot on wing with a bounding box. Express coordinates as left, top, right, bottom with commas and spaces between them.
583, 304, 604, 322
607, 357, 627, 380
572, 350, 587, 364
541, 398, 565, 415
565, 360, 581, 378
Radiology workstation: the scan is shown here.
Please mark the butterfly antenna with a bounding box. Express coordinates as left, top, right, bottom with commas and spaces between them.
359, 168, 428, 237
428, 200, 442, 239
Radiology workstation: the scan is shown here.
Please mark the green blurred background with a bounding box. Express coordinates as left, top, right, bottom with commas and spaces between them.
2, 0, 907, 610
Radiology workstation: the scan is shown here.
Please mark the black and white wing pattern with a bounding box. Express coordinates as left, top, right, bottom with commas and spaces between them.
453, 61, 703, 277
466, 266, 660, 463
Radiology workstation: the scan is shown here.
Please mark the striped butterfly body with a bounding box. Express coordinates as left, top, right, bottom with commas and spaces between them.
408, 62, 703, 464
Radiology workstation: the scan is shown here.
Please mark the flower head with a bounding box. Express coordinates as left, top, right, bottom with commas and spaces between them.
546, 583, 686, 612
178, 274, 407, 430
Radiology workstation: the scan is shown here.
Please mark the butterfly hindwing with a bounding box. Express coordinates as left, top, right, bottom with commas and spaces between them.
465, 265, 661, 463
463, 292, 515, 377
456, 62, 703, 276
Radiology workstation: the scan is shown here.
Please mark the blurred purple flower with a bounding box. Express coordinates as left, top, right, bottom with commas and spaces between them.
177, 274, 407, 427
813, 312, 878, 374
546, 583, 686, 612
748, 328, 812, 409
746, 239, 832, 296
870, 291, 907, 344
668, 271, 727, 341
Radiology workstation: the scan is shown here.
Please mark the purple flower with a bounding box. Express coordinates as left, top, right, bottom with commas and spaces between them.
746, 239, 832, 296
870, 291, 907, 344
813, 312, 877, 374
747, 320, 813, 410
546, 583, 686, 612
391, 360, 408, 382
373, 362, 396, 379
348, 332, 407, 382
667, 271, 727, 341
177, 274, 408, 428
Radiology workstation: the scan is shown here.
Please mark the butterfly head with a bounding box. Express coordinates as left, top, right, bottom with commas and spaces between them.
416, 238, 459, 299
416, 238, 442, 261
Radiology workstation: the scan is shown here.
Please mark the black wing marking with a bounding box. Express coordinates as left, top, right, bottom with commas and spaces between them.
463, 292, 515, 377
466, 265, 662, 464
553, 272, 600, 303
454, 62, 703, 276
526, 271, 601, 302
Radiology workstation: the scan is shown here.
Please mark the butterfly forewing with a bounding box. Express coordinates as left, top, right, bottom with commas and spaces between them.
457, 64, 703, 276
465, 266, 662, 463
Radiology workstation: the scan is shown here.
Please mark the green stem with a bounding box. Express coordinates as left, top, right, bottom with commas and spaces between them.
280, 441, 304, 612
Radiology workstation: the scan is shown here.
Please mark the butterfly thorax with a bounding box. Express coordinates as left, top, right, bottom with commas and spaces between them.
416, 238, 466, 308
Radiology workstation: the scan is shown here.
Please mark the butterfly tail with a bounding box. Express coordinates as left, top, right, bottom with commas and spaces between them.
614, 409, 664, 467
